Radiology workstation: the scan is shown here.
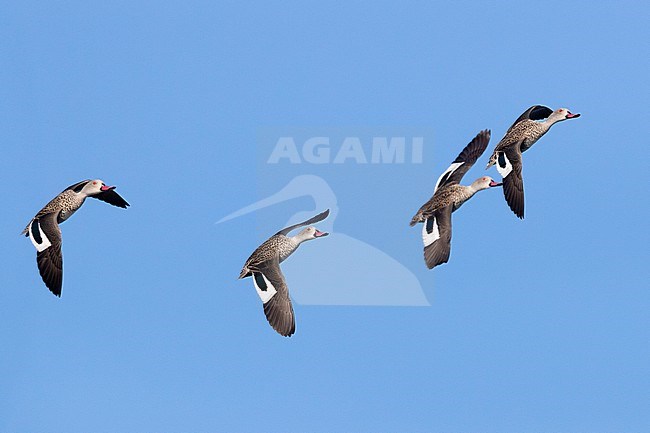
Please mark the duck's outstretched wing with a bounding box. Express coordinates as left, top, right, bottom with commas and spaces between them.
276, 209, 329, 236
495, 144, 525, 219
92, 188, 130, 208
422, 205, 453, 269
506, 105, 553, 134
28, 212, 64, 296
250, 257, 295, 337
63, 179, 91, 193
434, 130, 491, 191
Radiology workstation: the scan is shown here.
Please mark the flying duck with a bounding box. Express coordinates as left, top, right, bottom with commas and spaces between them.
218, 176, 429, 306
411, 130, 501, 269
486, 105, 581, 218
239, 209, 330, 337
22, 179, 129, 296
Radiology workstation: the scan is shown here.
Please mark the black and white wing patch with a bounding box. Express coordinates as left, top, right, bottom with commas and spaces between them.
433, 162, 464, 192
422, 206, 453, 269
252, 271, 278, 303
93, 189, 130, 209
496, 145, 525, 219
525, 105, 553, 121
28, 218, 53, 252
422, 214, 440, 248
29, 213, 63, 296
251, 258, 295, 337
434, 130, 491, 191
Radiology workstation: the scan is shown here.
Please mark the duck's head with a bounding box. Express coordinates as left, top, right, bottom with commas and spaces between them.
473, 176, 502, 191
297, 226, 329, 242
549, 107, 581, 123
81, 179, 115, 195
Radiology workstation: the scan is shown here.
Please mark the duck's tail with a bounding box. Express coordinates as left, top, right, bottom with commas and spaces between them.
409, 213, 423, 227
485, 151, 497, 169
238, 267, 251, 279
21, 221, 32, 237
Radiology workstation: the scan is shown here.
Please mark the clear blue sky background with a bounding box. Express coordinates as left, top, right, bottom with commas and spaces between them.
1, 1, 649, 432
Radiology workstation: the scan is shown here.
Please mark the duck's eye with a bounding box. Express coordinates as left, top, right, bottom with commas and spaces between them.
92, 181, 97, 185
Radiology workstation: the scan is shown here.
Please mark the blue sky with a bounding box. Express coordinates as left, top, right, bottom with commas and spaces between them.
1, 1, 649, 432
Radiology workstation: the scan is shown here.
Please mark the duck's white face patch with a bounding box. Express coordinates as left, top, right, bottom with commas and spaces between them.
434, 162, 463, 191
252, 272, 278, 304
28, 219, 52, 252
496, 152, 513, 178
422, 217, 440, 247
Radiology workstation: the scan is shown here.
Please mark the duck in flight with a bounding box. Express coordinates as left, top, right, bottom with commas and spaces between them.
218, 175, 430, 306
485, 105, 580, 219
411, 130, 501, 269
22, 179, 129, 296
239, 209, 330, 337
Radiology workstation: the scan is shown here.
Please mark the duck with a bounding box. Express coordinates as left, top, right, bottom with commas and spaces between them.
219, 175, 429, 306
411, 130, 501, 269
239, 209, 330, 337
486, 105, 581, 219
22, 179, 130, 296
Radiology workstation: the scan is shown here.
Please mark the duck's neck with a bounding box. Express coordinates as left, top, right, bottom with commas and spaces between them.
291, 232, 311, 244
466, 183, 485, 196
77, 186, 95, 199
542, 113, 565, 130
